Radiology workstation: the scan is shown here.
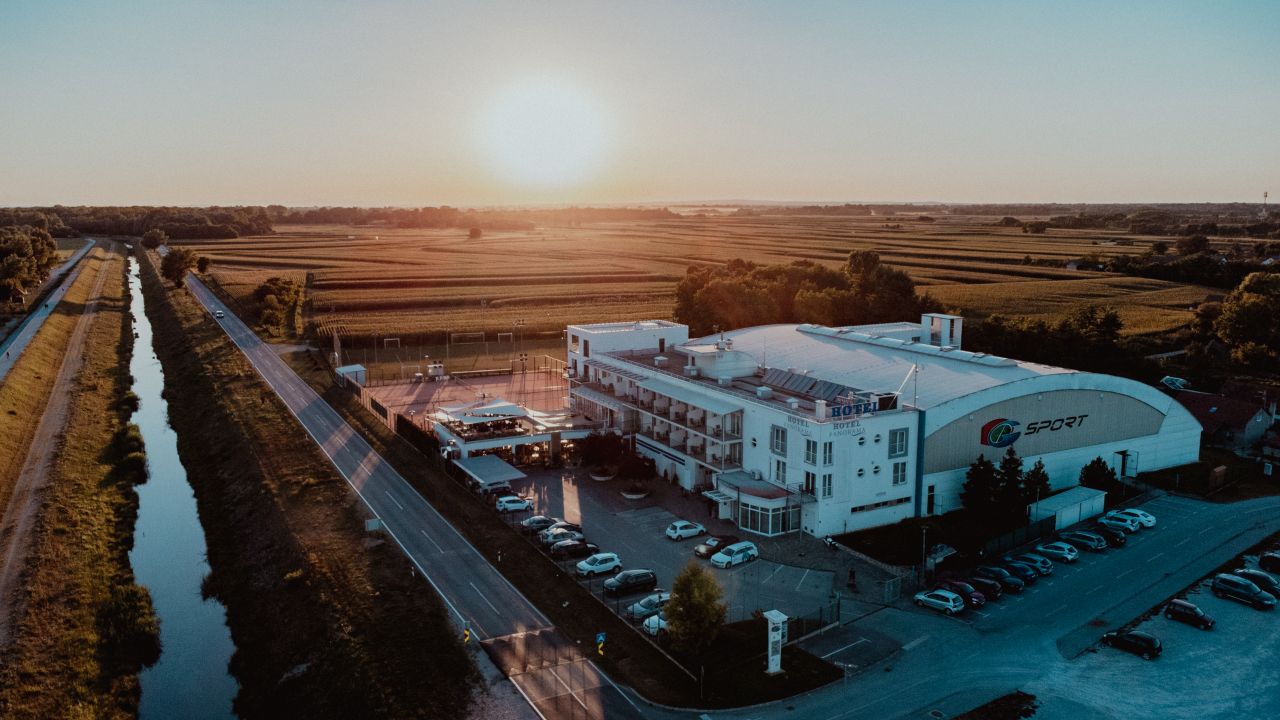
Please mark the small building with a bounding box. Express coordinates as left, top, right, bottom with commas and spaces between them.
1175, 390, 1273, 450
1028, 486, 1107, 530
335, 364, 367, 387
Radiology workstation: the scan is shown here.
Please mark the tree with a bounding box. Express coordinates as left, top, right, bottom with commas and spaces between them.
578, 431, 626, 471
1022, 459, 1051, 506
1214, 272, 1280, 368
1151, 240, 1169, 255
468, 227, 482, 239
665, 561, 725, 655
159, 247, 197, 286
960, 454, 998, 522
141, 229, 168, 249
1176, 234, 1211, 256
196, 256, 211, 273
993, 447, 1026, 528
1022, 221, 1049, 234
1079, 457, 1117, 491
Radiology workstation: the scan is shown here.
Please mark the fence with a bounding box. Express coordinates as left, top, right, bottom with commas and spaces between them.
981, 516, 1057, 557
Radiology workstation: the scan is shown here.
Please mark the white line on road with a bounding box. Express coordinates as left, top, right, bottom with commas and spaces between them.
1116, 569, 1135, 579
1085, 585, 1103, 595
1048, 603, 1069, 615
762, 564, 784, 585
547, 667, 589, 712
1173, 537, 1192, 548
420, 528, 446, 554
821, 637, 870, 659
1146, 552, 1166, 564
902, 635, 930, 651
795, 568, 811, 591
470, 581, 502, 616
384, 489, 404, 511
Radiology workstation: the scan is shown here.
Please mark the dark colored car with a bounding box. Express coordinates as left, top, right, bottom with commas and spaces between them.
1260, 552, 1280, 574
1091, 525, 1128, 548
1233, 569, 1280, 598
603, 569, 658, 597
938, 580, 986, 608
1003, 553, 1053, 576
1164, 599, 1214, 630
965, 576, 1004, 601
1060, 530, 1108, 552
1101, 630, 1162, 660
694, 535, 739, 559
519, 515, 560, 534
1211, 573, 1277, 610
1002, 562, 1039, 585
549, 540, 599, 560
973, 566, 1026, 593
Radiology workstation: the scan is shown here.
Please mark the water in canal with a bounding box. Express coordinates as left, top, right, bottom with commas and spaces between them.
126, 256, 238, 718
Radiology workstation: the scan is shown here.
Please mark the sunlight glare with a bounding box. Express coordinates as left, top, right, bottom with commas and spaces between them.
478, 78, 610, 190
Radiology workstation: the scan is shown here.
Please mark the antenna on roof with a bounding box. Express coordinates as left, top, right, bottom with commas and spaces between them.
893, 364, 920, 408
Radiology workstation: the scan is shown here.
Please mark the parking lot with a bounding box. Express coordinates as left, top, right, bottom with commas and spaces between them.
506, 468, 838, 624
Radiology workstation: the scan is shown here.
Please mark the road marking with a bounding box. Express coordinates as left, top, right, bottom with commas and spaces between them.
971, 610, 990, 617
795, 568, 811, 591
1173, 537, 1192, 548
762, 564, 784, 584
470, 581, 502, 616
1048, 603, 1069, 615
1199, 527, 1213, 535
1116, 568, 1135, 579
902, 634, 930, 651
821, 637, 870, 659
1085, 585, 1103, 596
547, 667, 589, 712
384, 489, 404, 511
1146, 552, 1166, 564
420, 528, 446, 554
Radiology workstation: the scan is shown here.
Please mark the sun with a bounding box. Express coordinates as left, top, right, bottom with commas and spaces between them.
478, 78, 610, 190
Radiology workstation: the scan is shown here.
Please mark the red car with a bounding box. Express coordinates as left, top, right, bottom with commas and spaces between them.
939, 579, 986, 608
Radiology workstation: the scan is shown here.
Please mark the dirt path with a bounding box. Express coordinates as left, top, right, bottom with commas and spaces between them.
0, 246, 114, 649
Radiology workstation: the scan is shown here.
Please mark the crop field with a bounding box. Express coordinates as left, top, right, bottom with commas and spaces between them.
175, 215, 1211, 345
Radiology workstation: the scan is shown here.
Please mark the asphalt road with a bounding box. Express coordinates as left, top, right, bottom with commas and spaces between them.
0, 238, 95, 380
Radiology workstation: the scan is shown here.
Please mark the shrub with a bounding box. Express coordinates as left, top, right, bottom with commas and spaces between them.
98, 583, 162, 670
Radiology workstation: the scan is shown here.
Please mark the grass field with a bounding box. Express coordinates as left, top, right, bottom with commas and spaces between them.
176, 214, 1210, 343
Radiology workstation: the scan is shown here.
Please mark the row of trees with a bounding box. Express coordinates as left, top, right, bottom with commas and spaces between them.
3, 206, 272, 239
268, 205, 676, 230
1194, 272, 1280, 370
672, 251, 936, 336
962, 450, 1122, 531
963, 305, 1157, 382
0, 225, 61, 304
253, 277, 304, 337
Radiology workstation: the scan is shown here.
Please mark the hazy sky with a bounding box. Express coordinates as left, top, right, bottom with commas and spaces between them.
2, 1, 1277, 206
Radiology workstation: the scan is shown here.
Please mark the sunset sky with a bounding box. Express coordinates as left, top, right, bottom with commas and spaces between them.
1, 1, 1276, 207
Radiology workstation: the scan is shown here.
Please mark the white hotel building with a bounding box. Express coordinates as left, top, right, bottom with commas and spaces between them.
567, 314, 1201, 539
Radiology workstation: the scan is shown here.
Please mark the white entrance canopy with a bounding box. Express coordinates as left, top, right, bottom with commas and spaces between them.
455, 455, 527, 486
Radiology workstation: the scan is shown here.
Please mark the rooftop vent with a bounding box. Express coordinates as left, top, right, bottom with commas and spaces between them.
653, 355, 669, 368
717, 376, 732, 387
786, 397, 800, 410
683, 365, 700, 378
756, 386, 773, 400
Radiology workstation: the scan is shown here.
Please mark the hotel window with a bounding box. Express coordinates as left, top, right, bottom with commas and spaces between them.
770, 425, 787, 455
804, 439, 817, 465
892, 461, 908, 486
822, 441, 833, 466
888, 428, 909, 459
775, 459, 787, 484
821, 473, 833, 499
803, 470, 816, 496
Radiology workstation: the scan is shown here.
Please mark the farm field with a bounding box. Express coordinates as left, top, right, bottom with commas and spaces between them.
177, 214, 1210, 345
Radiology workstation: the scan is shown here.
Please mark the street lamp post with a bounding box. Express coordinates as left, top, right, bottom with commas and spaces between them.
919, 525, 928, 585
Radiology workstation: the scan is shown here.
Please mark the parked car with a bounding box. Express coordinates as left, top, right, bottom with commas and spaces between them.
576, 552, 621, 577
914, 589, 966, 616
1211, 573, 1277, 610
665, 520, 706, 541
478, 483, 515, 498
542, 520, 582, 535
973, 566, 1026, 593
937, 580, 986, 608
1101, 630, 1162, 660
549, 540, 599, 560
1233, 569, 1280, 598
710, 541, 759, 568
1001, 562, 1039, 585
694, 535, 739, 559
625, 591, 671, 622
495, 495, 532, 513
642, 610, 667, 636
520, 515, 560, 535
540, 528, 585, 547
1060, 530, 1108, 551
1108, 508, 1157, 528
1091, 525, 1128, 548
1097, 514, 1140, 533
965, 576, 1005, 601
1003, 553, 1053, 575
1035, 542, 1080, 562
604, 569, 658, 597
1260, 552, 1280, 574
1164, 599, 1214, 630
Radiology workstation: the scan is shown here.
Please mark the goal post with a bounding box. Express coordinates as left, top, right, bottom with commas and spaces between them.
383, 337, 401, 349
449, 331, 486, 345
496, 332, 514, 344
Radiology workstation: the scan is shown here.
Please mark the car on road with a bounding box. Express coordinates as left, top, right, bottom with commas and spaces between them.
1107, 508, 1156, 528
1101, 630, 1163, 660
973, 566, 1026, 593
1260, 552, 1280, 574
577, 552, 621, 577
1003, 552, 1054, 575
914, 589, 966, 616
938, 580, 986, 608
625, 591, 671, 622
1211, 573, 1277, 610
1091, 525, 1128, 548
495, 495, 532, 513
1233, 569, 1280, 598
642, 610, 667, 636
1001, 562, 1039, 585
1164, 599, 1215, 630
214, 310, 225, 319
965, 576, 1004, 601
1097, 514, 1140, 533
540, 528, 585, 547
1060, 530, 1108, 551
520, 515, 560, 535
549, 540, 599, 560
604, 569, 659, 597
694, 535, 738, 559
665, 520, 706, 541
710, 541, 759, 568
1035, 542, 1080, 562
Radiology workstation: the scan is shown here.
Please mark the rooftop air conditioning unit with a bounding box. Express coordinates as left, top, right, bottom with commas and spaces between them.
786, 397, 800, 410
756, 386, 772, 400
750, 469, 762, 480
717, 376, 732, 387
684, 365, 700, 378
654, 355, 669, 368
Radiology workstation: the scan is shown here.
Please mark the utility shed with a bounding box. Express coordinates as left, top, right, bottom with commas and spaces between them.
1028, 486, 1107, 530
335, 364, 367, 386
454, 455, 527, 489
